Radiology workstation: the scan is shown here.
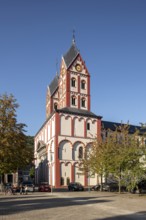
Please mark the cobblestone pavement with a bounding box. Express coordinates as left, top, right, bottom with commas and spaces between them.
0, 191, 146, 220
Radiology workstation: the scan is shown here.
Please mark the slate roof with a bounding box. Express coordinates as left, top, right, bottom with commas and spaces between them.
49, 75, 59, 96
63, 42, 79, 68
56, 107, 102, 119
102, 120, 146, 134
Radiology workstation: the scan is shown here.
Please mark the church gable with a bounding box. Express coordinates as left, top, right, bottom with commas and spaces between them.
69, 55, 89, 76
62, 41, 89, 76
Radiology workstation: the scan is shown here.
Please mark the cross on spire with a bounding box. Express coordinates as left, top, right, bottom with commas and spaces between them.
72, 29, 76, 44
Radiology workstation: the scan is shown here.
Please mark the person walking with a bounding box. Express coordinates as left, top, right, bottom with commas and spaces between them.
24, 185, 28, 194
20, 183, 24, 195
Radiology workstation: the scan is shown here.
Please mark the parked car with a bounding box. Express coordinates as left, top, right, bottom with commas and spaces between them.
100, 182, 126, 192
91, 184, 100, 191
132, 180, 146, 194
38, 182, 51, 192
68, 182, 84, 191
102, 183, 119, 192
22, 181, 35, 192
138, 180, 146, 193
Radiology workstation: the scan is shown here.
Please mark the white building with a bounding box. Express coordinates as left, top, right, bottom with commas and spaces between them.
34, 39, 102, 188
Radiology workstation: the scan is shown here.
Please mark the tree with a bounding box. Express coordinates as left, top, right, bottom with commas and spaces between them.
81, 139, 109, 190
81, 124, 146, 193
29, 166, 35, 180
105, 124, 146, 192
0, 93, 33, 184
25, 135, 34, 166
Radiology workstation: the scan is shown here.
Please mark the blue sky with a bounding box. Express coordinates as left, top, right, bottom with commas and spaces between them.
0, 0, 146, 136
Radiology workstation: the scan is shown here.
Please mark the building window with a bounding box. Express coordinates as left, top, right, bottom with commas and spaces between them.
81, 80, 85, 89
54, 103, 57, 110
72, 96, 76, 106
60, 177, 64, 185
67, 177, 70, 185
81, 98, 85, 107
78, 146, 83, 159
87, 123, 90, 130
71, 78, 76, 87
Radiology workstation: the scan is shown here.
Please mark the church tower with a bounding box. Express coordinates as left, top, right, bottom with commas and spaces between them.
46, 38, 90, 118
59, 38, 90, 111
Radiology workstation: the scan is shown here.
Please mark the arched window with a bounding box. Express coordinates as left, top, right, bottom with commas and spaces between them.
81, 80, 85, 89
71, 78, 76, 87
60, 177, 64, 185
67, 177, 70, 185
81, 98, 86, 107
72, 96, 76, 106
87, 122, 90, 130
54, 103, 57, 110
78, 146, 83, 159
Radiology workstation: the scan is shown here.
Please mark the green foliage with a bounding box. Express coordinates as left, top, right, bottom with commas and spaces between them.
107, 125, 146, 191
81, 123, 146, 193
29, 166, 35, 178
0, 93, 34, 177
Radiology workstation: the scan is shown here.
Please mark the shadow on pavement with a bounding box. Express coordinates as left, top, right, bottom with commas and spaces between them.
1, 192, 146, 219
93, 211, 146, 219
0, 194, 111, 216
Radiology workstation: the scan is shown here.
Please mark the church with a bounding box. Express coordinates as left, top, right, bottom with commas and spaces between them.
34, 38, 102, 188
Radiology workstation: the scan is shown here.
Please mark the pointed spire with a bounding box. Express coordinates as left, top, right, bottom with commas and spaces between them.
63, 30, 79, 68
56, 58, 59, 76
72, 29, 76, 45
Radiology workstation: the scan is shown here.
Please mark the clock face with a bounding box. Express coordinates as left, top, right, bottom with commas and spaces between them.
75, 64, 82, 72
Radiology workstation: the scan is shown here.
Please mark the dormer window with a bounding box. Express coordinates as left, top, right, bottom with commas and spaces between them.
71, 78, 76, 87
81, 80, 85, 89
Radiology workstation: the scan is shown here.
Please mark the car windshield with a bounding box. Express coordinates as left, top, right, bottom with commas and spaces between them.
40, 182, 49, 185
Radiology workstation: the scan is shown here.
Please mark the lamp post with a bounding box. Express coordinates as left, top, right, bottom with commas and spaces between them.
50, 151, 53, 194
88, 170, 90, 192
51, 161, 53, 194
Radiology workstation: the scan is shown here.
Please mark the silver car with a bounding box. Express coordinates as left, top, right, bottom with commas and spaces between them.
22, 181, 35, 192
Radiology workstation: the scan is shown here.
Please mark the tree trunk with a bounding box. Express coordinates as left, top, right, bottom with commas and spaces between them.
100, 174, 103, 191
119, 177, 121, 194
0, 173, 5, 192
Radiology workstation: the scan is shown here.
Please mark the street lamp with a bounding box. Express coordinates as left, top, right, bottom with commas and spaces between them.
50, 151, 53, 194
88, 169, 90, 192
